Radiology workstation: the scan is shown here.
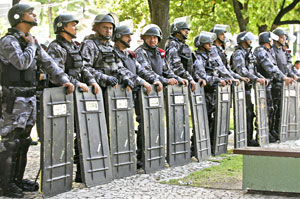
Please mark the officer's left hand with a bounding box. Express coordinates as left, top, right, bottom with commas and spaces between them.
240, 77, 250, 83
180, 79, 189, 87
126, 86, 131, 92
190, 80, 197, 92
226, 79, 232, 85
124, 79, 134, 89
198, 79, 206, 87
293, 75, 298, 81
153, 81, 163, 92
90, 83, 100, 95
232, 79, 240, 86
78, 82, 89, 92
63, 82, 75, 95
143, 81, 152, 95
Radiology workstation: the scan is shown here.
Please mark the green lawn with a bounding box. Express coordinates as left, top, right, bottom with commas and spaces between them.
161, 153, 243, 190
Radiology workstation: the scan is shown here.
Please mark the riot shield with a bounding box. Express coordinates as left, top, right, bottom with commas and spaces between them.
165, 85, 190, 167
279, 82, 299, 141
254, 83, 269, 146
40, 87, 74, 197
138, 85, 165, 173
74, 87, 113, 186
189, 84, 211, 161
213, 84, 231, 156
233, 82, 247, 148
104, 86, 136, 179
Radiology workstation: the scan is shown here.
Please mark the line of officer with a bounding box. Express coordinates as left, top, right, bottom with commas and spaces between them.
0, 4, 74, 198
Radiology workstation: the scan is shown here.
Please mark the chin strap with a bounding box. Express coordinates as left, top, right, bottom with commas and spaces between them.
21, 20, 38, 27
120, 39, 130, 48
62, 29, 76, 39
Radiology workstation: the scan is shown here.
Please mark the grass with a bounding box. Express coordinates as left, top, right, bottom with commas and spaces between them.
161, 153, 243, 190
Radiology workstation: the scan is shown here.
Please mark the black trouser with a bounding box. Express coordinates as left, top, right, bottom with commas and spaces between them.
271, 83, 282, 135
245, 86, 256, 141
133, 89, 143, 163
204, 86, 217, 149
0, 126, 32, 191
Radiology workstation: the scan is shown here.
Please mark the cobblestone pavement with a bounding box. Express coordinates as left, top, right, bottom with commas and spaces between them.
2, 134, 300, 199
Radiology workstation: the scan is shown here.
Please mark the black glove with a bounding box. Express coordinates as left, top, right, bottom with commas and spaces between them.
123, 79, 134, 89
106, 76, 118, 86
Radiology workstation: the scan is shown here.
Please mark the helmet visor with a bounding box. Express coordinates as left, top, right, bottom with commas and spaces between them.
213, 24, 230, 34
270, 32, 279, 41
242, 32, 257, 42
174, 16, 191, 28
199, 31, 217, 43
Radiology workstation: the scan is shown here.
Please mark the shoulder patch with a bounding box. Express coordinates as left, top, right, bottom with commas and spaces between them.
128, 50, 136, 59
158, 48, 166, 58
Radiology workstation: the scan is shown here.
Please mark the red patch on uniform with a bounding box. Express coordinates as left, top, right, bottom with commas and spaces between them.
74, 41, 81, 46
128, 50, 136, 58
159, 48, 165, 58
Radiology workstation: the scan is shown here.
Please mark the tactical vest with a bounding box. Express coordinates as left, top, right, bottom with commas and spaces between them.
1, 29, 37, 87
256, 47, 276, 79
273, 47, 288, 74
178, 43, 193, 70
118, 51, 136, 75
93, 39, 118, 75
55, 37, 82, 80
145, 47, 163, 76
197, 51, 218, 77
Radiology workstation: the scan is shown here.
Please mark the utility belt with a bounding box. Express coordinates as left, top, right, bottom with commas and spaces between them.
3, 87, 36, 114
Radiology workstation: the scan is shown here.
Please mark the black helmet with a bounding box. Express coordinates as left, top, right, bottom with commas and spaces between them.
194, 31, 217, 48
170, 21, 190, 35
272, 28, 287, 37
53, 14, 78, 34
210, 24, 230, 35
259, 32, 279, 45
8, 4, 36, 27
141, 24, 162, 42
237, 31, 256, 44
93, 13, 116, 29
112, 25, 133, 42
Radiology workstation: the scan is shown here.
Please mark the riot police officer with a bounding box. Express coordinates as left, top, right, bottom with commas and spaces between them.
254, 31, 294, 142
80, 13, 135, 91
231, 31, 267, 146
193, 31, 232, 149
0, 4, 74, 197
164, 20, 199, 91
135, 24, 188, 86
47, 14, 101, 183
211, 24, 249, 83
271, 28, 298, 139
112, 24, 163, 169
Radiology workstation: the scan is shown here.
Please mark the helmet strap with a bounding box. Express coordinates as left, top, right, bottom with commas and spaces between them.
21, 20, 37, 27
120, 39, 130, 48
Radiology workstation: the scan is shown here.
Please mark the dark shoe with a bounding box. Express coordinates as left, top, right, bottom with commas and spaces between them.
269, 134, 277, 143
30, 140, 38, 145
247, 140, 259, 147
228, 130, 232, 135
75, 172, 82, 183
16, 179, 39, 192
271, 130, 279, 141
137, 160, 143, 169
4, 182, 24, 198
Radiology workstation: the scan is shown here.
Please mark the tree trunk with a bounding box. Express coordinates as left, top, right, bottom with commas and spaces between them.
232, 0, 248, 32
147, 0, 170, 48
47, 0, 53, 38
258, 24, 268, 33
12, 0, 20, 5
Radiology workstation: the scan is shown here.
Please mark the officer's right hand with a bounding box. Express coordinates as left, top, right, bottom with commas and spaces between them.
63, 82, 75, 95
78, 82, 89, 92
90, 83, 100, 95
283, 77, 294, 86
256, 78, 265, 85
153, 81, 163, 92
20, 33, 35, 44
124, 79, 134, 89
106, 76, 118, 87
219, 80, 226, 87
240, 77, 250, 83
198, 79, 206, 87
190, 80, 197, 92
167, 78, 178, 85
143, 81, 152, 95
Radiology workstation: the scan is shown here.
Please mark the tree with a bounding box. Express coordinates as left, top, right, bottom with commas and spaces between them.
13, 0, 20, 6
